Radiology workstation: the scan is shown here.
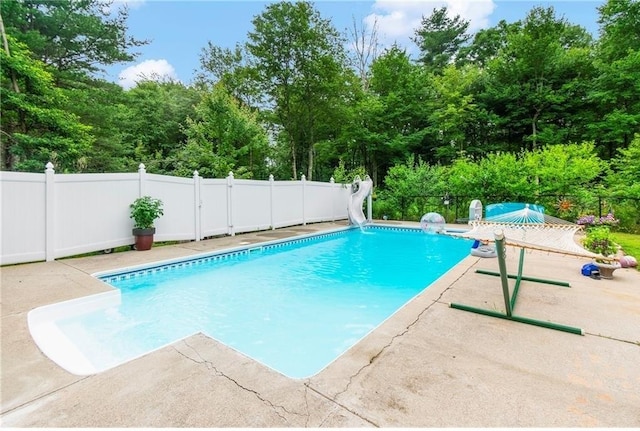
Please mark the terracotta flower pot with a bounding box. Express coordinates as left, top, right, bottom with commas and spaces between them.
132, 227, 155, 251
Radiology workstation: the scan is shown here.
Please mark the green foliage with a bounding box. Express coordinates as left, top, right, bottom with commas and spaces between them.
373, 157, 449, 221
247, 0, 350, 180
585, 0, 640, 155
1, 0, 148, 78
427, 65, 484, 162
522, 142, 605, 194
412, 6, 471, 72
0, 35, 92, 172
583, 225, 617, 257
331, 160, 366, 184
122, 79, 200, 174
607, 134, 640, 199
129, 196, 164, 229
609, 133, 640, 192
60, 78, 135, 172
606, 134, 640, 231
174, 83, 269, 179
482, 6, 595, 151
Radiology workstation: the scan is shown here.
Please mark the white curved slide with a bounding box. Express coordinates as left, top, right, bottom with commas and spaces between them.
348, 176, 373, 226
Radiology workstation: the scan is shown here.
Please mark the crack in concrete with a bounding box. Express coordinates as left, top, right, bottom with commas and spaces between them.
305, 382, 379, 427
302, 382, 311, 427
332, 262, 477, 399
0, 375, 92, 416
300, 263, 480, 427
584, 332, 640, 346
174, 340, 308, 425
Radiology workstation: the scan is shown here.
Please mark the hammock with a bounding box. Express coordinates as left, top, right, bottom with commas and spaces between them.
444, 203, 606, 336
451, 220, 608, 261
449, 204, 612, 262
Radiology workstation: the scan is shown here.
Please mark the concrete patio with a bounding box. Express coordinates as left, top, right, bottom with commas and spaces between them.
2, 221, 639, 427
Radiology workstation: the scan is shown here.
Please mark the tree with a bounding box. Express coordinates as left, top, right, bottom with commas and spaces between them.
521, 142, 605, 196
173, 83, 270, 179
368, 45, 431, 166
121, 79, 200, 174
607, 134, 640, 198
60, 77, 134, 172
426, 64, 484, 162
606, 133, 640, 230
196, 42, 261, 109
246, 1, 350, 180
1, 34, 92, 172
412, 6, 470, 73
596, 0, 640, 63
348, 15, 379, 90
0, 0, 147, 83
587, 0, 640, 156
481, 6, 595, 151
457, 20, 520, 67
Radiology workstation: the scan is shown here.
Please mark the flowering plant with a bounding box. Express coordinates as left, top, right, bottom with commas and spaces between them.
576, 213, 619, 227
583, 226, 617, 258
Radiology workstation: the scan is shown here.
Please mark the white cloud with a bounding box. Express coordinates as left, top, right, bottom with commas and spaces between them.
104, 0, 145, 15
365, 0, 495, 50
114, 0, 145, 10
118, 59, 179, 90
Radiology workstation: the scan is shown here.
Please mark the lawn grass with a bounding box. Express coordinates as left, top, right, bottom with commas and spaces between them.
612, 232, 640, 270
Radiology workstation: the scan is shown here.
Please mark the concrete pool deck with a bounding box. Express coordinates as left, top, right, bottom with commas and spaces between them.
1, 221, 639, 427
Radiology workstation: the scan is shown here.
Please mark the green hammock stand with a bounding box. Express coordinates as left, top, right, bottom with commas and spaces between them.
449, 230, 584, 336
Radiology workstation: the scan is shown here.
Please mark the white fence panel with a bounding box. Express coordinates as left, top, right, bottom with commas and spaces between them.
0, 165, 351, 265
333, 184, 350, 219
304, 181, 337, 223
145, 174, 196, 242
54, 173, 139, 258
200, 178, 229, 238
232, 179, 272, 234
0, 172, 47, 265
271, 181, 304, 228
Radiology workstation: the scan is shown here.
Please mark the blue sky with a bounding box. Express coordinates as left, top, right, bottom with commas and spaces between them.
106, 0, 606, 89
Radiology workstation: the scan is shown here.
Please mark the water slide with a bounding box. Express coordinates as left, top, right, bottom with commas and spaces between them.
348, 175, 373, 226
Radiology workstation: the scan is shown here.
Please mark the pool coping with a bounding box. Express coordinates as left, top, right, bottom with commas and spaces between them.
2, 220, 640, 427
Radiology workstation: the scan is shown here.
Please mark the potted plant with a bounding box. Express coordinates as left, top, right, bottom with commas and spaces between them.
129, 196, 164, 251
582, 225, 620, 279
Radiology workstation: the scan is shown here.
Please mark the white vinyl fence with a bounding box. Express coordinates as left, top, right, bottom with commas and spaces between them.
0, 163, 351, 265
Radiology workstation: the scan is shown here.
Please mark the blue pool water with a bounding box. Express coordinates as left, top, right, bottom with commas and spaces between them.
55, 226, 471, 378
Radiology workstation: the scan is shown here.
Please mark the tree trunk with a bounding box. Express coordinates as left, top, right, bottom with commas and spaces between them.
531, 109, 540, 150
307, 145, 314, 181
291, 140, 297, 180
0, 12, 20, 94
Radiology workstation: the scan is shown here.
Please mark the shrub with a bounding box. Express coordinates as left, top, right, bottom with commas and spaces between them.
583, 226, 617, 257
130, 196, 164, 229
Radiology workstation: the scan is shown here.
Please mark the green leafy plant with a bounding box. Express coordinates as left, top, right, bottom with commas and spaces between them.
129, 196, 164, 229
583, 225, 617, 258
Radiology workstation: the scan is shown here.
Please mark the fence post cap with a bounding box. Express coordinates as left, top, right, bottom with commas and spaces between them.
45, 162, 54, 171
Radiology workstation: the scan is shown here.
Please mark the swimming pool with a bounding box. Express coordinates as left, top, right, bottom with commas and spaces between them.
28, 225, 471, 378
